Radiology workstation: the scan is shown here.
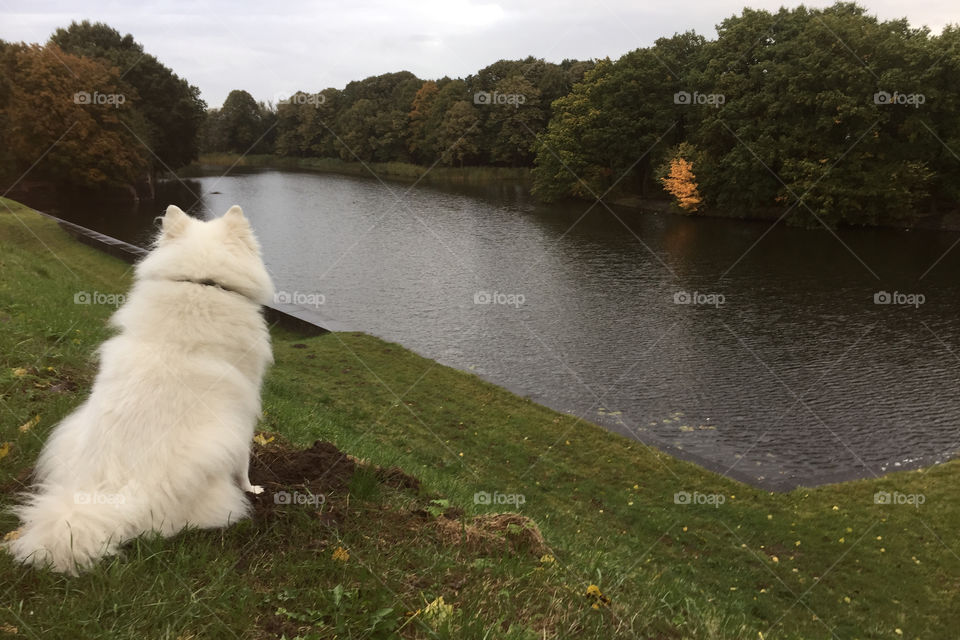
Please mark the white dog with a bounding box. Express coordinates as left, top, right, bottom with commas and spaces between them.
6, 205, 274, 574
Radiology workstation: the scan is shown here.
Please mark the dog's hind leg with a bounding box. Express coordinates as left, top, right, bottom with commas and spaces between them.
238, 454, 263, 495
186, 475, 251, 529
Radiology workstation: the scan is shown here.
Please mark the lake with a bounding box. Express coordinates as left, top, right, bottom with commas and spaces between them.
40, 168, 960, 490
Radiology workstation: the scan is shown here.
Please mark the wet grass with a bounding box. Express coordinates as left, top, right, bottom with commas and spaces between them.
1, 196, 959, 638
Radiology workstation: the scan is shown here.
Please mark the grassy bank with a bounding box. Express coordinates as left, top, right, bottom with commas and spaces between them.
182, 154, 531, 187
1, 197, 959, 638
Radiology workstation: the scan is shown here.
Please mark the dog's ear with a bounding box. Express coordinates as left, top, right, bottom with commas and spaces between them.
161, 205, 190, 239
224, 205, 248, 226
224, 205, 259, 251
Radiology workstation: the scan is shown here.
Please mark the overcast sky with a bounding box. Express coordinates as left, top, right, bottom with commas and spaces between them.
1, 1, 955, 107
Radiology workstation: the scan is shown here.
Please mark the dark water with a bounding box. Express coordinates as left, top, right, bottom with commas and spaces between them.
37, 169, 960, 490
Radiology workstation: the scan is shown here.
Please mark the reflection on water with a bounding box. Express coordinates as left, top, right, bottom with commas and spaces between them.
42, 168, 960, 489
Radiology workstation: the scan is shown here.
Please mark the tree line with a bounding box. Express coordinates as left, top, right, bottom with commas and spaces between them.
3, 4, 960, 227
200, 57, 594, 168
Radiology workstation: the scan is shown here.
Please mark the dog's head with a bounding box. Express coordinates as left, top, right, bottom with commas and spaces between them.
136, 205, 275, 305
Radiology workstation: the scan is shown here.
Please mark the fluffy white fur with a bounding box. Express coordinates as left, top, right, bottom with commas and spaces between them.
5, 205, 274, 574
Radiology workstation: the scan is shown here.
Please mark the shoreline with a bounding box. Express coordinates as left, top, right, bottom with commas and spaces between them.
181, 153, 960, 231
179, 153, 532, 187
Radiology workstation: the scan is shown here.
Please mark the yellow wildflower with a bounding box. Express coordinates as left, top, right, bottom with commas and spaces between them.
19, 415, 40, 433
586, 584, 610, 608
423, 596, 454, 628
332, 546, 349, 562
252, 433, 274, 445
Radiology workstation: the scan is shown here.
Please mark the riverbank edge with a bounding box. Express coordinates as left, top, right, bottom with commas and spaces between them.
3, 196, 960, 637
180, 153, 533, 187
181, 153, 960, 231
26, 207, 346, 336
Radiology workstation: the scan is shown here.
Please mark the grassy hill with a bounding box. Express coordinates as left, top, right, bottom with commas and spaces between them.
1, 197, 957, 638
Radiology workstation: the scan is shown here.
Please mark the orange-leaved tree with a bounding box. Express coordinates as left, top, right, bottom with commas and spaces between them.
660, 148, 702, 212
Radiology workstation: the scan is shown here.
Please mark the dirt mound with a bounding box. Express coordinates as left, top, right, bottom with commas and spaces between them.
375, 465, 421, 491
250, 439, 355, 490
246, 437, 422, 523
246, 439, 354, 523
433, 512, 549, 557
246, 438, 548, 557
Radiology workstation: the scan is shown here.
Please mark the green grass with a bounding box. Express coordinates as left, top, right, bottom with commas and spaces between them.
182, 153, 531, 187
1, 196, 959, 638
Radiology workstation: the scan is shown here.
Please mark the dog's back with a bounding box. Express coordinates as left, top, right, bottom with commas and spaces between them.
7, 205, 274, 574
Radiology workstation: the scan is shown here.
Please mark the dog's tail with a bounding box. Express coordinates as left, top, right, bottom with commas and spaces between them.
4, 485, 141, 575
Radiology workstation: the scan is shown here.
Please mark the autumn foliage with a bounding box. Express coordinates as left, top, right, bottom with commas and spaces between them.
661, 154, 702, 212
0, 22, 206, 195
1, 43, 147, 189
